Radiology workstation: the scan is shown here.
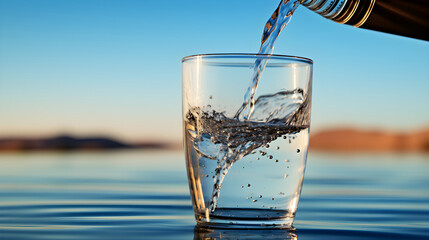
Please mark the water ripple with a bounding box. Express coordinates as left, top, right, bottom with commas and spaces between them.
0, 151, 428, 239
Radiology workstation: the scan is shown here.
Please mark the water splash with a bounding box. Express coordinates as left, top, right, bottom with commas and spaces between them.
187, 89, 309, 212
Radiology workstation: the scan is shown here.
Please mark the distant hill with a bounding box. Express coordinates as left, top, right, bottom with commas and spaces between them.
0, 135, 171, 151
310, 128, 429, 153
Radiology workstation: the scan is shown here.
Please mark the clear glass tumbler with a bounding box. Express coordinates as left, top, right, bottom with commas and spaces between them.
182, 54, 313, 229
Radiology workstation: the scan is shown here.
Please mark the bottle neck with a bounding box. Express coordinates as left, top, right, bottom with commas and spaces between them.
301, 0, 376, 27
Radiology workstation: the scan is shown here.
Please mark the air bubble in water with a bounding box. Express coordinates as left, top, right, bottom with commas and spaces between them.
268, 155, 273, 159
247, 184, 251, 187
253, 199, 258, 202
297, 149, 300, 153
259, 195, 262, 198
275, 159, 279, 162
276, 146, 280, 150
209, 95, 213, 99
260, 151, 267, 156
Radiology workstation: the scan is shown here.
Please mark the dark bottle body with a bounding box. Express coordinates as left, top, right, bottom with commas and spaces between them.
302, 0, 429, 41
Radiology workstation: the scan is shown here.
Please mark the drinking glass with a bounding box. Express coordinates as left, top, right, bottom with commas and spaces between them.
182, 53, 313, 229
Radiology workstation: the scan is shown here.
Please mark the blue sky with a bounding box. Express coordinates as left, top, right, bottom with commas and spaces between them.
0, 0, 428, 143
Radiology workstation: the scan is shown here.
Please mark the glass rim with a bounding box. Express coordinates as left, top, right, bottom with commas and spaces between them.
182, 53, 313, 64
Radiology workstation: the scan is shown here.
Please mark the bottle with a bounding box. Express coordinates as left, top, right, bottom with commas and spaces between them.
301, 0, 429, 41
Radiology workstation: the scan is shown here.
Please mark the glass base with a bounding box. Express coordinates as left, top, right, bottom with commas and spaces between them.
194, 224, 298, 240
196, 208, 296, 229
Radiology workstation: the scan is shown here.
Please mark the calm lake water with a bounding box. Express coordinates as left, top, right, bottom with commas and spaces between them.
0, 150, 428, 240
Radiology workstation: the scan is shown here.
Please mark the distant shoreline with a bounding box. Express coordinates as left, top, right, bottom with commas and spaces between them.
0, 127, 427, 153
0, 135, 179, 152
309, 127, 429, 153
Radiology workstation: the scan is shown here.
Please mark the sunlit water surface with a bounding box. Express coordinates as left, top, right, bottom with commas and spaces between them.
0, 150, 428, 240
